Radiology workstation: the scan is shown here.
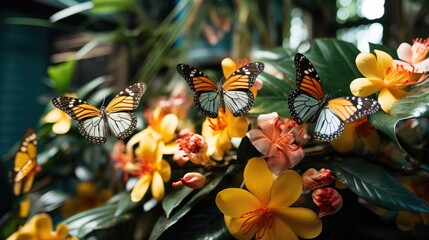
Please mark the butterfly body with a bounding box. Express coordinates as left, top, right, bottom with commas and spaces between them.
288, 53, 380, 142
52, 82, 146, 144
13, 128, 37, 196
177, 62, 264, 118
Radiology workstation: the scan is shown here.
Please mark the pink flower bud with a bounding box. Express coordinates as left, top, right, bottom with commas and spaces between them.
302, 168, 335, 190
312, 188, 343, 217
172, 172, 206, 189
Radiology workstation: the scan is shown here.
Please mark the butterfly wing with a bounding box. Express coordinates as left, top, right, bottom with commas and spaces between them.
52, 97, 101, 121
78, 116, 107, 144
313, 109, 344, 142
52, 96, 106, 144
177, 64, 220, 118
103, 82, 146, 141
105, 82, 146, 112
13, 128, 37, 196
314, 97, 380, 142
105, 112, 137, 140
288, 53, 327, 124
222, 62, 264, 117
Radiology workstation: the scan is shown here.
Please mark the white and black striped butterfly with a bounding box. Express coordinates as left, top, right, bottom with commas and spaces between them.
288, 53, 380, 142
177, 62, 264, 118
52, 82, 146, 144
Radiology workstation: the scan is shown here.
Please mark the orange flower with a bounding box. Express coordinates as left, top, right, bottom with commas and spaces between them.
248, 112, 304, 176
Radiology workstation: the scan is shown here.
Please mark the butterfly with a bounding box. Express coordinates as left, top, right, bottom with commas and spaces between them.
177, 62, 264, 118
52, 82, 146, 144
288, 53, 380, 142
12, 128, 38, 196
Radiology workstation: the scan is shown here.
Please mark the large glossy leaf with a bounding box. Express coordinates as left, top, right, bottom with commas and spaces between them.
194, 215, 233, 240
370, 82, 429, 154
149, 173, 224, 240
64, 205, 132, 238
251, 38, 361, 118
303, 38, 361, 96
333, 160, 429, 212
162, 185, 194, 218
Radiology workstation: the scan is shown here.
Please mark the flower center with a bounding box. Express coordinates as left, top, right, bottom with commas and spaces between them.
354, 118, 374, 138
208, 110, 228, 130
275, 120, 302, 151
136, 159, 156, 177
384, 65, 414, 88
240, 207, 273, 239
412, 38, 429, 63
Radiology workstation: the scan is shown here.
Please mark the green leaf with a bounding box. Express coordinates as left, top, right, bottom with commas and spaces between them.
92, 0, 134, 13
370, 82, 429, 154
64, 205, 132, 238
149, 173, 225, 240
162, 185, 194, 218
112, 192, 141, 216
369, 42, 398, 58
333, 160, 429, 212
76, 76, 109, 98
47, 58, 76, 94
303, 38, 361, 96
249, 72, 292, 117
194, 215, 232, 240
251, 38, 361, 118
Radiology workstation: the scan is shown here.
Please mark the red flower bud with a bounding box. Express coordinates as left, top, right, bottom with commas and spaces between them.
312, 188, 343, 217
302, 168, 335, 190
172, 172, 206, 189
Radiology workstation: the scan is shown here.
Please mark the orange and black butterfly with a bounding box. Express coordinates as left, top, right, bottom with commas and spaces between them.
177, 62, 264, 118
288, 53, 380, 142
12, 128, 37, 196
52, 82, 146, 144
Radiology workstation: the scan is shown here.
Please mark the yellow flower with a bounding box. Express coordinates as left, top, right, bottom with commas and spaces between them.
396, 176, 429, 231
216, 157, 322, 240
7, 213, 78, 240
350, 50, 415, 113
202, 109, 248, 160
144, 106, 179, 154
330, 117, 380, 153
60, 182, 113, 217
129, 128, 171, 202
43, 93, 76, 134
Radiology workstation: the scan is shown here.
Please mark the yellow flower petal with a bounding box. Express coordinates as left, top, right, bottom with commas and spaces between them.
11, 233, 37, 240
216, 188, 260, 217
160, 114, 178, 143
350, 78, 383, 97
163, 141, 178, 155
33, 213, 54, 238
224, 216, 256, 240
19, 198, 31, 218
130, 175, 151, 202
244, 157, 273, 206
158, 159, 171, 182
136, 130, 158, 160
269, 170, 302, 208
43, 109, 63, 123
267, 216, 298, 240
226, 110, 248, 138
215, 129, 232, 159
52, 119, 71, 134
55, 223, 69, 238
274, 207, 322, 239
151, 171, 165, 200
397, 211, 420, 231
221, 58, 238, 78
378, 88, 398, 113
356, 52, 383, 80
374, 50, 393, 76
330, 122, 357, 153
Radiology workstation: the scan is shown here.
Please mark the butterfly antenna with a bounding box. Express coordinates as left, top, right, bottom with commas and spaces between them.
101, 96, 106, 106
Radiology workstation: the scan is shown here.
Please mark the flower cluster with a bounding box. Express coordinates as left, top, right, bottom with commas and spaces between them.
350, 38, 429, 113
